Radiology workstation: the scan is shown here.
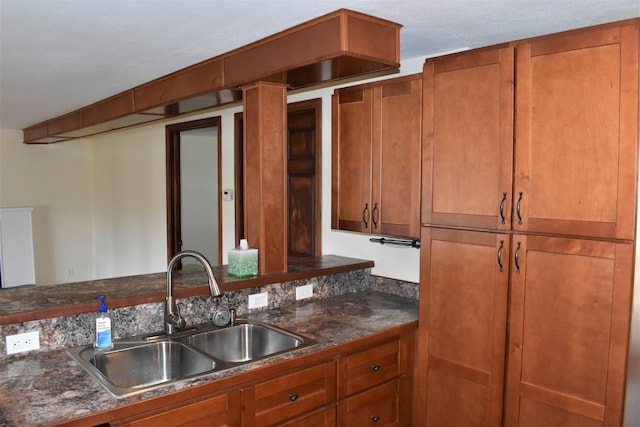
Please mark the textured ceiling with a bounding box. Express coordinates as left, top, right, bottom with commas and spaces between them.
0, 0, 638, 130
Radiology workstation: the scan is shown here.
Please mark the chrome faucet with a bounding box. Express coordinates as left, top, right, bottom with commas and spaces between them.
165, 250, 222, 334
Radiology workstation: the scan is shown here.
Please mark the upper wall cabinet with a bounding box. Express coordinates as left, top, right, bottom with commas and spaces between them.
514, 24, 638, 240
332, 74, 422, 239
422, 46, 515, 231
422, 22, 639, 241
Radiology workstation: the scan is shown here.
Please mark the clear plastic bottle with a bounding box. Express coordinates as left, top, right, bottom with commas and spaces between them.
94, 295, 113, 350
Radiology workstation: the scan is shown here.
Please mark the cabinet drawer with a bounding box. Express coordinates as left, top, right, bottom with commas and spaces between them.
276, 404, 336, 427
338, 379, 399, 427
339, 339, 399, 398
115, 391, 240, 427
245, 361, 336, 427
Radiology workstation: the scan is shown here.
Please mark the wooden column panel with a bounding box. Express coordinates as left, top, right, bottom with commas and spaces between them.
242, 82, 288, 274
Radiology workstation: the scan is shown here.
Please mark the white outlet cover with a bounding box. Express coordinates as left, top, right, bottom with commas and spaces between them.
6, 331, 40, 355
248, 292, 268, 309
296, 284, 313, 300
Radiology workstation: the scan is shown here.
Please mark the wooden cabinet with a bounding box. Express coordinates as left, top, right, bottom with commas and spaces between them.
337, 338, 405, 427
332, 74, 422, 238
422, 46, 514, 231
422, 23, 638, 241
504, 235, 633, 427
242, 362, 336, 427
338, 379, 400, 427
513, 24, 638, 240
113, 391, 242, 427
418, 20, 638, 427
105, 329, 415, 427
417, 228, 509, 427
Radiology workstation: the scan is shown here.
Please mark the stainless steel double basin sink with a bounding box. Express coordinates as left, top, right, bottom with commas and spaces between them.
67, 321, 314, 397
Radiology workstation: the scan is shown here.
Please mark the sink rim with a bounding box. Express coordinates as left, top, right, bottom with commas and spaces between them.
67, 319, 316, 398
67, 339, 221, 398
178, 320, 315, 363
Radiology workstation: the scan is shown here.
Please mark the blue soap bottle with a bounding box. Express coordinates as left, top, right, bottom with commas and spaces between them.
94, 295, 113, 350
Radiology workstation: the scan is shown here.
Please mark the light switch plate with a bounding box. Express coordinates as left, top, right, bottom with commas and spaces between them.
296, 284, 313, 300
248, 292, 268, 309
6, 331, 40, 355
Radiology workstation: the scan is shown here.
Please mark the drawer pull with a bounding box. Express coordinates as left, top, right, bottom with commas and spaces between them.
289, 393, 299, 402
371, 415, 380, 422
371, 364, 381, 372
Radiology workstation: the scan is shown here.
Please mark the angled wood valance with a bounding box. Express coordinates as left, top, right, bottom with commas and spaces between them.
23, 9, 401, 144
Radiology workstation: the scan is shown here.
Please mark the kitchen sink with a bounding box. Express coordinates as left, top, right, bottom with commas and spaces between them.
67, 340, 217, 397
179, 322, 305, 363
67, 320, 314, 398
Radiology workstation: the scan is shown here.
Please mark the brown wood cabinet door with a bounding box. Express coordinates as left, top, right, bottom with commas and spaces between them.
416, 227, 510, 427
332, 87, 373, 233
504, 235, 633, 427
422, 46, 514, 231
513, 24, 638, 240
374, 75, 422, 238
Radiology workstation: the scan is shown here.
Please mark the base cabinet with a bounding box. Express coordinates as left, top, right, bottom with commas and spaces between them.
108, 330, 414, 427
418, 229, 634, 427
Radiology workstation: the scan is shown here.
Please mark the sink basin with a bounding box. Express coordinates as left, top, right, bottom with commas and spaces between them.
67, 320, 314, 397
67, 340, 217, 397
180, 322, 306, 363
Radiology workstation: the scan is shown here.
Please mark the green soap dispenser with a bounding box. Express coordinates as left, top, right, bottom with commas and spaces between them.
94, 295, 113, 350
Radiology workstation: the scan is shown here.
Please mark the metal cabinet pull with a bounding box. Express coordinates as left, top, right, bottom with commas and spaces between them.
499, 192, 507, 224
516, 192, 523, 224
371, 364, 381, 372
515, 241, 521, 274
371, 203, 379, 229
362, 203, 369, 228
371, 415, 380, 422
289, 393, 299, 402
497, 240, 504, 272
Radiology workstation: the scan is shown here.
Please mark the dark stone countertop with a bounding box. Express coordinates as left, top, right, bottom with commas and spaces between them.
0, 255, 374, 325
0, 291, 418, 427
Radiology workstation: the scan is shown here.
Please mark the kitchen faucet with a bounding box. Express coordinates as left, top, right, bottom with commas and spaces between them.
165, 250, 222, 334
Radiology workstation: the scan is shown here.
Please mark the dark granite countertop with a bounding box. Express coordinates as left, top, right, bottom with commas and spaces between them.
0, 291, 418, 427
0, 255, 374, 324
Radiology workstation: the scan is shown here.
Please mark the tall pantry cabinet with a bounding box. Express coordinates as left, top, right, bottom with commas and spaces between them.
417, 21, 638, 427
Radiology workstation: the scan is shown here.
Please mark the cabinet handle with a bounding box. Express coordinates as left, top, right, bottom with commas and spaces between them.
499, 192, 507, 224
289, 393, 299, 402
514, 241, 521, 274
371, 364, 381, 372
371, 203, 379, 229
371, 415, 380, 422
497, 240, 504, 272
362, 203, 369, 228
516, 192, 523, 224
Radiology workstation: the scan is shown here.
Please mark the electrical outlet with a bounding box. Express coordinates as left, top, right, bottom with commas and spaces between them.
6, 331, 40, 355
296, 284, 313, 300
248, 292, 268, 309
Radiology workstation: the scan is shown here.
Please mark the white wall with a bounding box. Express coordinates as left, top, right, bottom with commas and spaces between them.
0, 129, 94, 284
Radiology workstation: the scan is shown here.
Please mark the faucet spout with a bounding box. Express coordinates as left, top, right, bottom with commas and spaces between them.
165, 250, 222, 334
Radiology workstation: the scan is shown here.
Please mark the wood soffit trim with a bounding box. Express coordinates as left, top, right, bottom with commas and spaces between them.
23, 8, 401, 144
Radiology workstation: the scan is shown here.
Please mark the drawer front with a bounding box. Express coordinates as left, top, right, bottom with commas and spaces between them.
339, 339, 400, 397
277, 404, 336, 427
338, 379, 399, 427
118, 391, 240, 427
249, 362, 336, 427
